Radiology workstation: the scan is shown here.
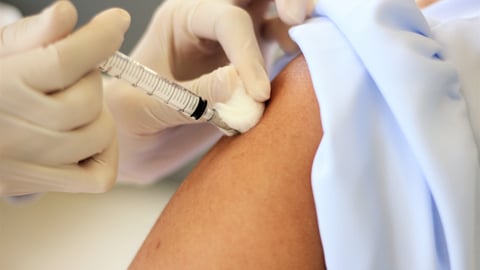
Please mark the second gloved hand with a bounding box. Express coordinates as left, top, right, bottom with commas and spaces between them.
107, 0, 318, 135
105, 0, 315, 184
0, 2, 130, 196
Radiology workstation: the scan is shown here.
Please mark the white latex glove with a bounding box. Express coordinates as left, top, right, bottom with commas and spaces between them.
0, 1, 130, 196
105, 0, 315, 184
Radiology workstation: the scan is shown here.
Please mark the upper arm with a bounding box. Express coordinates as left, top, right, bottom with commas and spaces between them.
129, 54, 325, 269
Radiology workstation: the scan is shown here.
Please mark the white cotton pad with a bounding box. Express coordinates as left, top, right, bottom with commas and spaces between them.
213, 87, 265, 134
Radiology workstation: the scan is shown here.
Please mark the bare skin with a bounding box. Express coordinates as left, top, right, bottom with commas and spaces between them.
129, 55, 325, 270
416, 0, 439, 8
128, 2, 441, 268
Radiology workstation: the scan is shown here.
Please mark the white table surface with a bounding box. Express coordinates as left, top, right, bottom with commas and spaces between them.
0, 176, 182, 270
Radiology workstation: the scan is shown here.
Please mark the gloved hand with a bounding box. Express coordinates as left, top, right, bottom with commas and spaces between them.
105, 0, 316, 184
0, 1, 130, 196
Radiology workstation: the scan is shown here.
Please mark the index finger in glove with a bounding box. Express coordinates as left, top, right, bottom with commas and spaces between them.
15, 8, 130, 92
189, 2, 270, 102
275, 0, 316, 25
0, 1, 77, 57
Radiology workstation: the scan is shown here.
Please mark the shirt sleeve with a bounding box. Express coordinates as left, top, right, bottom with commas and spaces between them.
289, 0, 480, 269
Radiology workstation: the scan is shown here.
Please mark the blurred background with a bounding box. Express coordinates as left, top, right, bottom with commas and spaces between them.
0, 1, 199, 270
2, 0, 164, 53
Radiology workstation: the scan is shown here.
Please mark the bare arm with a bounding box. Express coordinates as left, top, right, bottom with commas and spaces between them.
129, 55, 325, 270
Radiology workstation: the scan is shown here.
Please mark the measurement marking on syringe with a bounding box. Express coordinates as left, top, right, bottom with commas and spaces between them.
150, 77, 160, 96
98, 51, 240, 136
144, 72, 156, 90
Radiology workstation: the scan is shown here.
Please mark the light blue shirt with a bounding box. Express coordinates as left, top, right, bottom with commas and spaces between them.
289, 0, 480, 269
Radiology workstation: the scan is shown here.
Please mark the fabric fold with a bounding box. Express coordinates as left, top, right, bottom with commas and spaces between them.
289, 0, 480, 269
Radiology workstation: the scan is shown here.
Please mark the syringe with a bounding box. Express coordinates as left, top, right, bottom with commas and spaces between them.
98, 51, 239, 136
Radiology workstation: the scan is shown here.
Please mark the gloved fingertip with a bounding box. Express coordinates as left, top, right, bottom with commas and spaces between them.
43, 1, 77, 22
92, 8, 131, 34
250, 64, 271, 102
277, 4, 308, 25
247, 78, 271, 102
0, 0, 78, 55
37, 1, 77, 42
111, 8, 131, 33
277, 0, 319, 25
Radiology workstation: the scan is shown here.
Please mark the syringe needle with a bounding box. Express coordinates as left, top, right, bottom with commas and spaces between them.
98, 51, 239, 136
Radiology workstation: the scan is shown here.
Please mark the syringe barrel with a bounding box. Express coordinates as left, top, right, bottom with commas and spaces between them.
98, 51, 206, 119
